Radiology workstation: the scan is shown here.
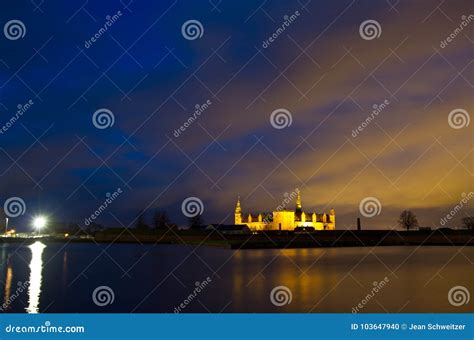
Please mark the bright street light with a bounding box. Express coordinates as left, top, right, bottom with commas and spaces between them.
33, 216, 47, 230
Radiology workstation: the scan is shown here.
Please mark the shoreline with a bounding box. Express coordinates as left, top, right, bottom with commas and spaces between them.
1, 229, 473, 249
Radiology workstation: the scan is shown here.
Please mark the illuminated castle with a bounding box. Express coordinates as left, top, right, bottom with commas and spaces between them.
234, 191, 335, 231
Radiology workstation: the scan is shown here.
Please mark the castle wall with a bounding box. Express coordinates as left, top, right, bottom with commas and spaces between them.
247, 222, 271, 231
295, 221, 318, 228
272, 211, 295, 230
325, 223, 336, 230
237, 217, 336, 231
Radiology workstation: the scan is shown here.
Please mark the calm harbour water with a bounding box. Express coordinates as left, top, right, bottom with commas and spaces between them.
0, 241, 472, 313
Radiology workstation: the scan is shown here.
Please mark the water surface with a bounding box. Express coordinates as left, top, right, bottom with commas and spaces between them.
0, 241, 472, 313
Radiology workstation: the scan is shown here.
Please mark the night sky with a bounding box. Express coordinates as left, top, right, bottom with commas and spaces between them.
0, 0, 472, 230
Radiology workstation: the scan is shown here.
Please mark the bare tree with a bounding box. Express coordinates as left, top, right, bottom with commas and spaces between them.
153, 209, 171, 230
188, 215, 204, 229
462, 216, 474, 230
135, 210, 149, 230
398, 210, 419, 231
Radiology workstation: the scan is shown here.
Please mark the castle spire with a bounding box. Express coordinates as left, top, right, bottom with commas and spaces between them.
296, 190, 302, 210
235, 196, 241, 213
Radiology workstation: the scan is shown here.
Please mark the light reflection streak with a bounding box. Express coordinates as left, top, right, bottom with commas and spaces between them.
25, 241, 46, 313
3, 261, 12, 308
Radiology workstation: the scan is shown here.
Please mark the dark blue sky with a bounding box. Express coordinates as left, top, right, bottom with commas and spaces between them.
0, 0, 472, 230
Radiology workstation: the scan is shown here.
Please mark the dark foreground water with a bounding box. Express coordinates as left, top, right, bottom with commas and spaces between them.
0, 241, 472, 313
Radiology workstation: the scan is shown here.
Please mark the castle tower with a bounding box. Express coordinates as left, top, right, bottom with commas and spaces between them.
329, 208, 336, 226
295, 190, 302, 214
234, 197, 242, 224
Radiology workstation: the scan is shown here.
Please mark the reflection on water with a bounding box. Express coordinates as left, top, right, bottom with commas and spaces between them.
25, 241, 46, 314
0, 243, 471, 313
3, 257, 13, 306
62, 251, 68, 286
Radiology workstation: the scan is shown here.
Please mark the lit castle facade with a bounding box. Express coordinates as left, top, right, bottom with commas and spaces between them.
234, 192, 335, 231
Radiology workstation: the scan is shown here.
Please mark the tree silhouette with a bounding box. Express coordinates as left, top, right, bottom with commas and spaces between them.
462, 217, 474, 230
153, 209, 171, 230
135, 210, 149, 230
188, 214, 204, 229
398, 210, 419, 231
